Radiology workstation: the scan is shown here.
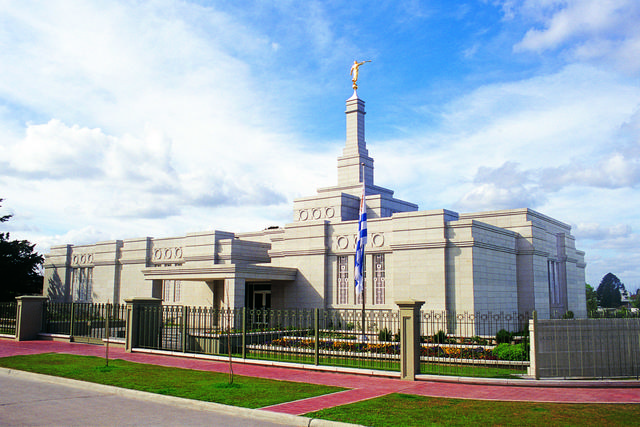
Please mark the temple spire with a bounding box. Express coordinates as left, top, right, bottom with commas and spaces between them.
337, 92, 374, 188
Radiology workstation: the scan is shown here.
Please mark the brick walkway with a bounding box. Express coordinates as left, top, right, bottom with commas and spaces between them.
1, 339, 639, 416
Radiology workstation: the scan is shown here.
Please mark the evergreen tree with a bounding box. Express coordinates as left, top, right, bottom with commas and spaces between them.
585, 284, 598, 314
0, 199, 44, 301
596, 273, 624, 308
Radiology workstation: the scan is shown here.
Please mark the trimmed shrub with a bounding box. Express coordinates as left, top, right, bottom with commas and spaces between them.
495, 329, 512, 344
433, 330, 447, 344
472, 335, 488, 345
492, 343, 529, 361
378, 327, 392, 342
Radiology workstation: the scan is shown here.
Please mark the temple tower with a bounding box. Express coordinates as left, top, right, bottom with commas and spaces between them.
291, 91, 418, 223
337, 93, 374, 189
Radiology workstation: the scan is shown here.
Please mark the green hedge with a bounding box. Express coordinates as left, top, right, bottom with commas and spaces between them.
491, 343, 529, 361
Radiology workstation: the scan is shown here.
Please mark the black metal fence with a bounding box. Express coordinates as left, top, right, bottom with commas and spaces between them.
38, 302, 532, 377
0, 302, 17, 336
587, 309, 640, 319
42, 302, 127, 343
135, 306, 402, 371
420, 311, 530, 377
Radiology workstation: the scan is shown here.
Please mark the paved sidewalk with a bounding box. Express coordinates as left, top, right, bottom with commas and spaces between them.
0, 371, 305, 427
1, 339, 639, 417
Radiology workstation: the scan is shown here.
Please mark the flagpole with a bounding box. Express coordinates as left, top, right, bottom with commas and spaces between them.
361, 245, 366, 342
360, 163, 366, 343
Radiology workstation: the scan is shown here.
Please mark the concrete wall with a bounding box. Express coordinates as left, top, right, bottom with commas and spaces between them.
270, 220, 328, 308
531, 317, 640, 378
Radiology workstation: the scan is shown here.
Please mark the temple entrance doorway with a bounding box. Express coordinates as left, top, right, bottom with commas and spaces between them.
246, 282, 271, 310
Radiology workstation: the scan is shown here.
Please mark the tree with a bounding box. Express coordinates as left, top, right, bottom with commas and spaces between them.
585, 284, 598, 314
596, 273, 624, 309
0, 199, 44, 302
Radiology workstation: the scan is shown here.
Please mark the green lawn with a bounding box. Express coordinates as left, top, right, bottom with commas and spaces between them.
420, 362, 525, 378
306, 393, 640, 426
3, 353, 636, 427
0, 353, 342, 409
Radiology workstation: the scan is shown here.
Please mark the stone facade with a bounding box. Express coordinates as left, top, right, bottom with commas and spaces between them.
44, 92, 587, 319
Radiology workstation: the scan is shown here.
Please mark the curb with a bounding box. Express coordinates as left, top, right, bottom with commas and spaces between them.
0, 367, 362, 427
415, 374, 640, 388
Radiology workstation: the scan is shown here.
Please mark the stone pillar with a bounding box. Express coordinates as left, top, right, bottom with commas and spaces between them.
124, 297, 162, 352
224, 277, 245, 309
397, 300, 424, 380
15, 296, 48, 341
529, 310, 540, 380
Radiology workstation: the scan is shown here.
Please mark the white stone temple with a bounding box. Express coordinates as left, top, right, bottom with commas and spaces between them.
44, 91, 587, 319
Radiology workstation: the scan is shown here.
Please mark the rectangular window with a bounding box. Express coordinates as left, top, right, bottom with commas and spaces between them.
337, 256, 349, 305
174, 280, 181, 302
163, 280, 171, 301
548, 260, 560, 305
163, 280, 181, 303
373, 254, 385, 305
72, 267, 93, 302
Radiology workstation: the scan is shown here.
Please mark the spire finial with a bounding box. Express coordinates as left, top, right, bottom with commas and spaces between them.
350, 60, 372, 90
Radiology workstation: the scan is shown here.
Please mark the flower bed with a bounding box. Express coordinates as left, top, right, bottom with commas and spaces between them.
422, 345, 495, 360
268, 338, 400, 354
264, 337, 527, 362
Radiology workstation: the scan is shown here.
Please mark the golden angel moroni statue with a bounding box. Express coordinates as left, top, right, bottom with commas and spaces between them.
350, 60, 371, 90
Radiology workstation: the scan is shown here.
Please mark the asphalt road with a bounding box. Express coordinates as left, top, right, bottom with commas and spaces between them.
0, 371, 324, 426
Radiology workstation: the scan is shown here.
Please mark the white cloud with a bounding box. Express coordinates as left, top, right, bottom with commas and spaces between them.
455, 162, 545, 211
37, 226, 112, 250
8, 120, 178, 189
513, 0, 640, 73
540, 153, 640, 190
456, 182, 546, 211
574, 222, 633, 240
9, 119, 108, 178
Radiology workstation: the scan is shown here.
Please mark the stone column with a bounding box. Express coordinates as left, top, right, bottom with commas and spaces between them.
15, 296, 48, 341
124, 297, 162, 352
224, 277, 245, 309
397, 300, 424, 380
529, 310, 540, 380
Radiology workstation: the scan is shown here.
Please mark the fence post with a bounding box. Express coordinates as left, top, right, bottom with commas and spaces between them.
124, 298, 162, 352
181, 306, 188, 353
242, 307, 247, 359
530, 310, 540, 380
314, 308, 320, 366
105, 303, 111, 341
69, 302, 75, 338
396, 300, 425, 381
15, 296, 48, 341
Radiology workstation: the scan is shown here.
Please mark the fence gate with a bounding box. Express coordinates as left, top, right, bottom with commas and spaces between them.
42, 302, 127, 345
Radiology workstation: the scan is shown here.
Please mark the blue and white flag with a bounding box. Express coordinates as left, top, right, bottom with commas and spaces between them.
355, 183, 367, 295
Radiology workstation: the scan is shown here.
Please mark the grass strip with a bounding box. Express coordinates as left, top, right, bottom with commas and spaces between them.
420, 362, 524, 378
0, 353, 343, 409
247, 351, 524, 378
306, 393, 640, 426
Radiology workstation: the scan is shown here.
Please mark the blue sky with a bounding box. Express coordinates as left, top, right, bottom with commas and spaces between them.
1, 0, 639, 292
